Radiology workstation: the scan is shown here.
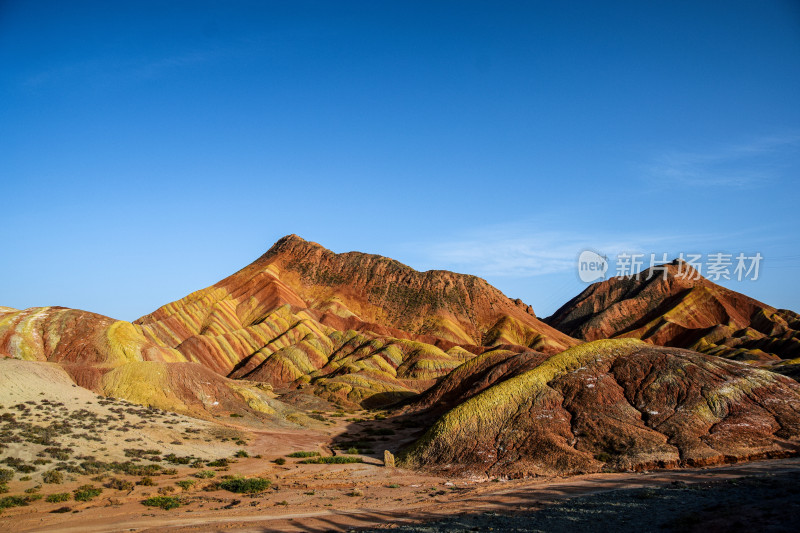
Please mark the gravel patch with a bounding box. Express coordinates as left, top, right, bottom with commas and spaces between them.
359, 471, 800, 532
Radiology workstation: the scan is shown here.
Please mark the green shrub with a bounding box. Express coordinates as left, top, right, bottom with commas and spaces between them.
142, 496, 180, 510
300, 456, 363, 464
206, 459, 228, 467
234, 450, 249, 458
273, 458, 286, 465
175, 480, 195, 491
0, 469, 13, 483
287, 451, 320, 458
42, 470, 64, 484
193, 470, 215, 479
0, 495, 30, 509
45, 493, 70, 503
217, 477, 271, 494
73, 485, 102, 501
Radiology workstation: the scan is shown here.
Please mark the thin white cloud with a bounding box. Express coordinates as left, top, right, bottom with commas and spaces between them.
20, 46, 231, 89
402, 221, 773, 279
642, 135, 800, 188
130, 49, 226, 80
406, 225, 686, 278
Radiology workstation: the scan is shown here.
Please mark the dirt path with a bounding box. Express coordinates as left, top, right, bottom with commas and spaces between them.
13, 457, 798, 533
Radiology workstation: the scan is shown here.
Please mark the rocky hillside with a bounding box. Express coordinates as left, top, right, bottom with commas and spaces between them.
399, 339, 800, 477
546, 260, 800, 371
137, 234, 577, 355
128, 235, 578, 406
2, 236, 578, 412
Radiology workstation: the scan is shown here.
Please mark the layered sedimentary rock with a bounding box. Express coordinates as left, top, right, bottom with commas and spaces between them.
2, 236, 576, 410
0, 306, 184, 365
0, 308, 316, 425
400, 347, 551, 418
399, 339, 800, 477
130, 235, 577, 406
546, 260, 800, 367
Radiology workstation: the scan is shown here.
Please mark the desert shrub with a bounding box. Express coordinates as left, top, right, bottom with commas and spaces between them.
0, 484, 8, 494
233, 450, 249, 458
163, 454, 193, 465
273, 458, 286, 465
175, 480, 195, 491
0, 495, 30, 509
193, 470, 215, 479
0, 469, 13, 483
106, 478, 134, 491
50, 506, 71, 513
42, 447, 72, 460
346, 448, 360, 454
2, 458, 36, 473
73, 485, 102, 501
45, 493, 70, 503
124, 448, 161, 459
157, 486, 175, 495
206, 458, 228, 467
137, 477, 155, 486
42, 470, 64, 484
287, 451, 319, 458
299, 456, 363, 464
348, 489, 364, 497
112, 462, 162, 477
217, 477, 271, 494
141, 496, 180, 510
229, 413, 243, 418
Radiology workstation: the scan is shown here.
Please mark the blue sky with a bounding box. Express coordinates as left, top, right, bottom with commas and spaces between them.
2, 1, 799, 321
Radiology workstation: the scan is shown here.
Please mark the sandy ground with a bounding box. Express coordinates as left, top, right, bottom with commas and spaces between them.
3, 445, 800, 532
2, 359, 800, 532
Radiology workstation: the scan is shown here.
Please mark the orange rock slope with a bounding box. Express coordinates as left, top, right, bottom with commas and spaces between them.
2, 235, 578, 411
545, 260, 800, 369
130, 235, 577, 405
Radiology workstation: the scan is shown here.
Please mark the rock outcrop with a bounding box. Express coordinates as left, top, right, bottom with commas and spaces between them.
546, 260, 800, 367
399, 339, 800, 477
